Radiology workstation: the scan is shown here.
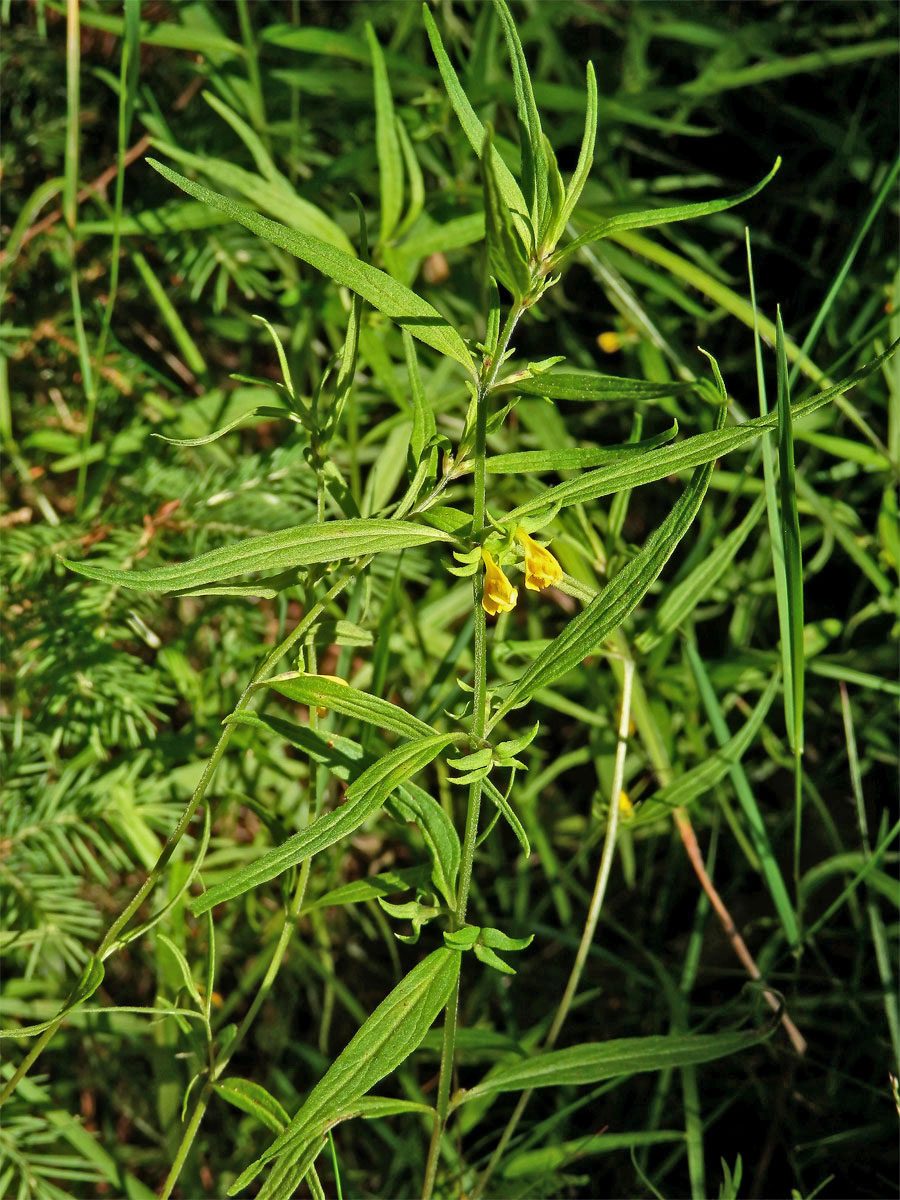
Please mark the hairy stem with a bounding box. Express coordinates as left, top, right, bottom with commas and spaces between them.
421, 303, 523, 1200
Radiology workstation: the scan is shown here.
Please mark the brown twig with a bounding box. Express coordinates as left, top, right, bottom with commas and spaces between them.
673, 806, 807, 1054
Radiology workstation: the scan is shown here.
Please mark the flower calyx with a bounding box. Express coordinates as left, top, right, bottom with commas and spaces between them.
443, 924, 534, 975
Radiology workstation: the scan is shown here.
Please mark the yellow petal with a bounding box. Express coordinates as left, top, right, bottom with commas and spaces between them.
516, 528, 563, 591
481, 549, 518, 615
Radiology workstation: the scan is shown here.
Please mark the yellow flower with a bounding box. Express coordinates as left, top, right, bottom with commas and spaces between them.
516, 527, 563, 591
618, 790, 634, 819
481, 549, 518, 616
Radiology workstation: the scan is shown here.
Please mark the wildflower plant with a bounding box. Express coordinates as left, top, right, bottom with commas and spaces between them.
2, 2, 898, 1198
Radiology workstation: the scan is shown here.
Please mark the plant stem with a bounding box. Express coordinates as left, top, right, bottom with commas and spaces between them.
471, 656, 635, 1200
421, 303, 523, 1200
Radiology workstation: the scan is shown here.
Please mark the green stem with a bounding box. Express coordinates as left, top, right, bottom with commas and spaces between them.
471, 656, 635, 1200
421, 303, 523, 1200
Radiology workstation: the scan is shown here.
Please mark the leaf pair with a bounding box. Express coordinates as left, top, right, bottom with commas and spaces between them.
231, 948, 461, 1198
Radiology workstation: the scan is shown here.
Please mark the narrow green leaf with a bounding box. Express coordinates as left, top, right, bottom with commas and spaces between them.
480, 927, 533, 952
776, 308, 805, 755
387, 782, 461, 909
678, 39, 899, 98
366, 22, 404, 245
505, 340, 899, 523
264, 673, 436, 741
474, 943, 516, 974
62, 519, 453, 593
421, 6, 529, 237
395, 118, 425, 236
482, 777, 530, 856
153, 404, 294, 446
494, 413, 724, 722
190, 734, 454, 914
348, 1096, 434, 1120
503, 1131, 684, 1179
304, 866, 431, 913
457, 1026, 771, 1104
253, 948, 461, 1199
493, 0, 546, 237
147, 159, 475, 374
549, 61, 598, 244
542, 134, 566, 247
553, 159, 781, 267
510, 370, 694, 402
487, 423, 678, 473
403, 329, 435, 464
481, 124, 532, 299
156, 934, 204, 1013
213, 1078, 290, 1135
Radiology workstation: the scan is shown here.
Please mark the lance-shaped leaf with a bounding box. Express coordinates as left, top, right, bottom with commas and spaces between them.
263, 673, 435, 741
482, 125, 532, 300
229, 711, 460, 905
303, 865, 431, 913
487, 423, 678, 474
62, 519, 453, 593
776, 308, 805, 755
422, 5, 529, 241
510, 369, 694, 403
403, 329, 436, 466
153, 404, 298, 447
493, 0, 546, 237
212, 1078, 290, 1135
492, 410, 724, 723
545, 62, 598, 248
366, 22, 404, 245
231, 948, 461, 1197
505, 340, 899, 523
455, 1025, 772, 1104
147, 159, 475, 375
552, 159, 781, 268
190, 733, 454, 914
